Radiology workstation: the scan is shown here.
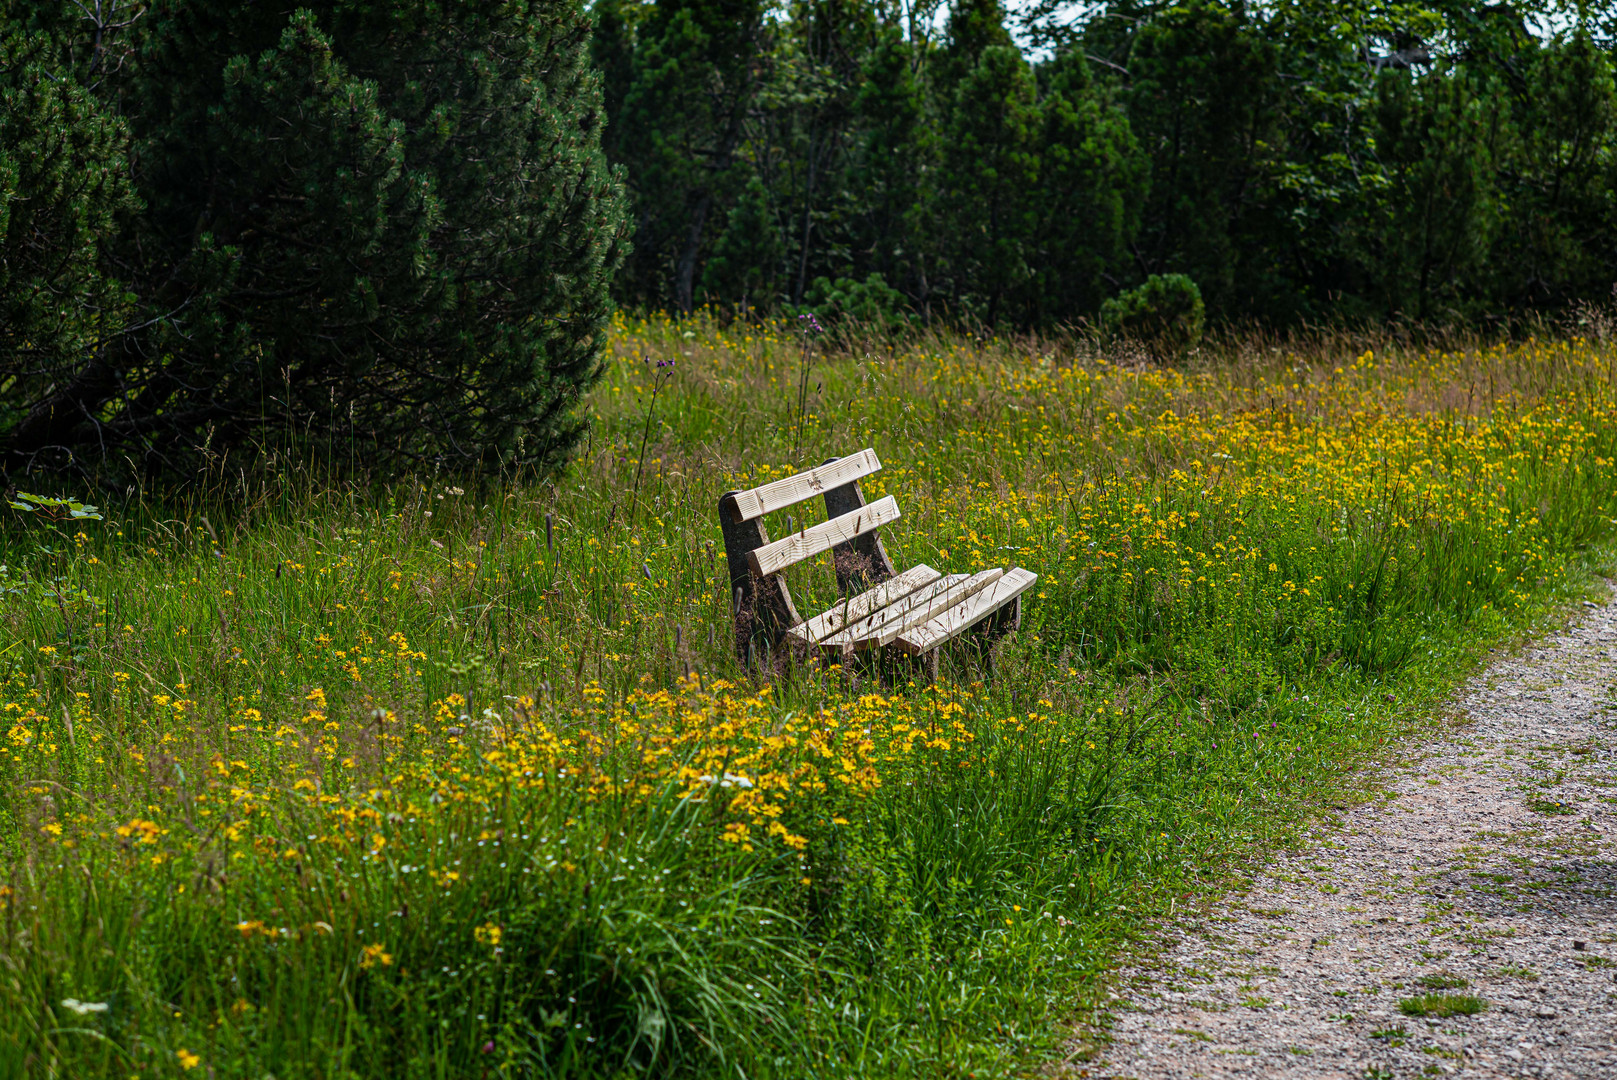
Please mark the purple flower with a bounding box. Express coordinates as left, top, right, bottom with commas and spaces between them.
482, 1041, 495, 1053
797, 312, 824, 335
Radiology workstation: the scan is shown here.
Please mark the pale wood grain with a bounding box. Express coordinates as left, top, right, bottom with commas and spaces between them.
729, 449, 882, 522
855, 569, 1004, 650
785, 564, 941, 646
746, 495, 900, 578
816, 573, 969, 649
820, 569, 1003, 651
895, 567, 1037, 655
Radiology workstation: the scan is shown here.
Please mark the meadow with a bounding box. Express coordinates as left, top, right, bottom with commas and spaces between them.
2, 315, 1616, 1078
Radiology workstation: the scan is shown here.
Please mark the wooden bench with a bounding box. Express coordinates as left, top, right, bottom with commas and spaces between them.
718, 449, 1036, 676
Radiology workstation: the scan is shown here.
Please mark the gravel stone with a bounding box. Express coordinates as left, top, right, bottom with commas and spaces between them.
1095, 596, 1617, 1078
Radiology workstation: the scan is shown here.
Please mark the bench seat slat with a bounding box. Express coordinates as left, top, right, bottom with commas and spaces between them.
746, 495, 900, 579
896, 568, 1038, 655
820, 568, 1003, 651
856, 568, 1004, 650
815, 572, 969, 649
785, 564, 942, 647
729, 449, 882, 523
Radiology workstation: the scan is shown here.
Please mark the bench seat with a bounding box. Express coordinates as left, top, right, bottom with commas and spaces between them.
895, 567, 1037, 655
784, 564, 942, 647
718, 449, 1036, 675
816, 568, 1003, 653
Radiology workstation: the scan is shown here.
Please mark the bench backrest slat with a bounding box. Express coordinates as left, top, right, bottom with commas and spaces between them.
729, 449, 882, 523
746, 495, 900, 579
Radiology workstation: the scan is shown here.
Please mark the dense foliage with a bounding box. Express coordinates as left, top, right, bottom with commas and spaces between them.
0, 0, 625, 480
599, 0, 1617, 328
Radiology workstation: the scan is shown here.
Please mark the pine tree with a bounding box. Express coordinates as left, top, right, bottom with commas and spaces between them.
3, 0, 626, 477
1493, 29, 1615, 309
604, 0, 768, 311
701, 175, 788, 310
1353, 66, 1503, 319
939, 0, 1014, 85
939, 44, 1041, 325
1124, 0, 1275, 313
0, 17, 139, 475
850, 20, 932, 309
1029, 50, 1147, 325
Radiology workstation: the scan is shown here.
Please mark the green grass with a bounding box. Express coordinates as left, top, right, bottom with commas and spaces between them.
1, 315, 1614, 1077
1494, 964, 1539, 980
1415, 973, 1469, 990
1398, 994, 1488, 1018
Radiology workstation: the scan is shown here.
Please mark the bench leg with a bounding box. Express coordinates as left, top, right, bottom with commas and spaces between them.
985, 593, 1022, 637
822, 644, 862, 692
719, 491, 801, 669
925, 593, 1020, 680
981, 594, 1023, 677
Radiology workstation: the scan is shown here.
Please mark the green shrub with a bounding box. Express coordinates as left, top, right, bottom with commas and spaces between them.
1099, 273, 1205, 360
801, 272, 911, 327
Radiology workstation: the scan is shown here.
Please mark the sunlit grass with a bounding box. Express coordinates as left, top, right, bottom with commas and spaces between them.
1399, 993, 1487, 1018
1, 314, 1614, 1076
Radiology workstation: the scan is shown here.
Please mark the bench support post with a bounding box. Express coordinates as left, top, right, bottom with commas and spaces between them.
719, 491, 801, 667
821, 458, 896, 596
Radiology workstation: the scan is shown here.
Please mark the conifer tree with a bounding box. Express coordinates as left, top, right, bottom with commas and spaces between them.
1353, 67, 1502, 319
1030, 50, 1147, 324
849, 22, 931, 306
1124, 0, 1274, 313
601, 0, 767, 312
1494, 29, 1615, 308
701, 175, 787, 310
947, 45, 1041, 325
0, 21, 138, 472
937, 2, 1040, 325
4, 0, 626, 477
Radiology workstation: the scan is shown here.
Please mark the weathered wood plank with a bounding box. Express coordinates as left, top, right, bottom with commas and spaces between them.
717, 490, 801, 665
853, 569, 1004, 650
786, 564, 941, 647
816, 573, 969, 649
819, 569, 1002, 651
746, 495, 900, 579
729, 449, 882, 523
823, 457, 895, 591
895, 567, 1037, 655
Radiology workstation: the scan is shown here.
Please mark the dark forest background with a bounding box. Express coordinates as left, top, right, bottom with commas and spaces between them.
596, 0, 1617, 328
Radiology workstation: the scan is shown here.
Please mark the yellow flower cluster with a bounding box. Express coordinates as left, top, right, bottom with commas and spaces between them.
11, 662, 996, 918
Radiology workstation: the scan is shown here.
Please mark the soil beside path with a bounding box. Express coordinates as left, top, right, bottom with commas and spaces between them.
1096, 596, 1617, 1079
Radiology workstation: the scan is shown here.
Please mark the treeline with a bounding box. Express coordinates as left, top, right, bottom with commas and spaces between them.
597, 0, 1617, 327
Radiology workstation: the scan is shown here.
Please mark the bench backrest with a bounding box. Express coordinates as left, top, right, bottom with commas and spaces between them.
718, 449, 898, 663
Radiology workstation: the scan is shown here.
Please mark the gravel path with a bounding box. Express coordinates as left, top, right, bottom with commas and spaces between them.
1097, 596, 1617, 1079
